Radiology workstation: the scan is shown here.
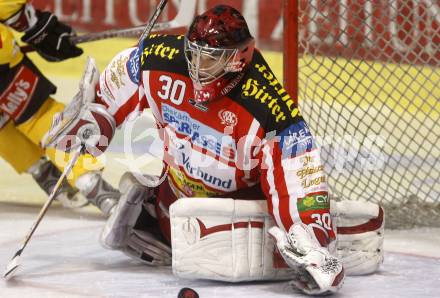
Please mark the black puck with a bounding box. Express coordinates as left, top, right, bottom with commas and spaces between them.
178, 287, 199, 298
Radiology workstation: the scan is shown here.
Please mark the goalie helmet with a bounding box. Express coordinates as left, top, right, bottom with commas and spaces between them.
184, 5, 255, 103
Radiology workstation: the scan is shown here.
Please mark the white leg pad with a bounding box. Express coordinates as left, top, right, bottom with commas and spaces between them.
331, 200, 385, 275
170, 198, 296, 282
170, 198, 385, 281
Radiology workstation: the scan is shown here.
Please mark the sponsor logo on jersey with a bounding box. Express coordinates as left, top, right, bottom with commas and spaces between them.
301, 175, 326, 190
279, 121, 316, 159
189, 99, 209, 112
0, 66, 37, 120
297, 193, 330, 212
218, 109, 238, 127
242, 78, 287, 123
162, 104, 237, 161
0, 111, 10, 128
109, 55, 129, 89
127, 47, 141, 84
220, 72, 245, 96
297, 165, 324, 180
241, 63, 301, 123
169, 160, 233, 197
141, 40, 180, 65
254, 64, 301, 119
181, 152, 233, 189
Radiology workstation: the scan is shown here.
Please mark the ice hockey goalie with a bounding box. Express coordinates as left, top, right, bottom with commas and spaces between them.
46, 4, 384, 296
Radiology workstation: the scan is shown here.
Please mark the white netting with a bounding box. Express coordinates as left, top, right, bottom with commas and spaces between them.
296, 0, 440, 228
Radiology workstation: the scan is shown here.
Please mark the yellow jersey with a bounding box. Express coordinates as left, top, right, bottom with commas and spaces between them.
0, 1, 56, 125
0, 0, 27, 66
0, 0, 27, 21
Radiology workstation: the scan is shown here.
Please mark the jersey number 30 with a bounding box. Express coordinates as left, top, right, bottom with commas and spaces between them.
158, 75, 186, 105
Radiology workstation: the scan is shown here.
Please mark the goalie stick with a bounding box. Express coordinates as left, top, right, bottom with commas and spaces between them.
3, 145, 83, 280
20, 0, 196, 53
4, 0, 171, 280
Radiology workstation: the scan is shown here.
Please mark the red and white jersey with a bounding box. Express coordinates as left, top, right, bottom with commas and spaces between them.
96, 34, 335, 245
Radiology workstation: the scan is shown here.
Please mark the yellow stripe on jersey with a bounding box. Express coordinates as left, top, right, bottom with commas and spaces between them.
0, 23, 23, 66
0, 0, 27, 21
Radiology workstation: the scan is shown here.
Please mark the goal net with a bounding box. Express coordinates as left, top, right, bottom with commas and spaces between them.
285, 0, 440, 228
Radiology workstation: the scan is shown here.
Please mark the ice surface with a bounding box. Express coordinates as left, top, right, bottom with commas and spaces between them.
0, 203, 440, 298
1, 76, 439, 297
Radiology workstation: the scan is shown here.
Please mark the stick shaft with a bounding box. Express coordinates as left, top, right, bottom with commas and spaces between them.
15, 146, 83, 254
20, 26, 144, 53
138, 0, 168, 42
21, 0, 171, 54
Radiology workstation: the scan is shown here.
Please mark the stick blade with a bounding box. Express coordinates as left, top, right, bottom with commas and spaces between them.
3, 255, 21, 280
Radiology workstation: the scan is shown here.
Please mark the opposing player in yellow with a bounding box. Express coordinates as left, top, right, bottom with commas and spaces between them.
0, 1, 119, 216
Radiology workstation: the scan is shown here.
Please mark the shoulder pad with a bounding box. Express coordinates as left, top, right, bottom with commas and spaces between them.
139, 34, 188, 76
229, 49, 303, 135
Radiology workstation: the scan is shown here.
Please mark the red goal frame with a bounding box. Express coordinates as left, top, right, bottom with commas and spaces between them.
283, 0, 298, 103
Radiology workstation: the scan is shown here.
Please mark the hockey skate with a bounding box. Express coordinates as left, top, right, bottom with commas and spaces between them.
28, 158, 88, 208
76, 172, 120, 217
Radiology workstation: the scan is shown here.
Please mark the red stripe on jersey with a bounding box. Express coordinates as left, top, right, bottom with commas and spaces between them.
95, 86, 109, 109
260, 148, 275, 225
235, 167, 247, 189
139, 94, 149, 110
114, 92, 140, 126
271, 145, 294, 231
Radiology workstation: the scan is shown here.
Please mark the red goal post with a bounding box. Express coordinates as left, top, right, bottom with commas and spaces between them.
284, 0, 298, 98
284, 0, 440, 228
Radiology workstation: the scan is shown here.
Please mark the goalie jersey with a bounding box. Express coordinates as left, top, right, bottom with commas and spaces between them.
96, 34, 335, 245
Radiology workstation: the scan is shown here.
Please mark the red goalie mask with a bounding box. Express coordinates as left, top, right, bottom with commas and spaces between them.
184, 5, 255, 103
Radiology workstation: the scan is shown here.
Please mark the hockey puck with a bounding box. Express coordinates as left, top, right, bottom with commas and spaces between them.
178, 287, 199, 298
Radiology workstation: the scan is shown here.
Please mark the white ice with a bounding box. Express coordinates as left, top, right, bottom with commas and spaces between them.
1, 171, 440, 298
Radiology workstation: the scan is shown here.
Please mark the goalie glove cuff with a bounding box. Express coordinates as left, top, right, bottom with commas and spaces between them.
43, 103, 116, 157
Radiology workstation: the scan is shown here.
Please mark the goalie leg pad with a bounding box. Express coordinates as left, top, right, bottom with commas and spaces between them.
170, 198, 296, 282
100, 172, 171, 266
331, 200, 385, 275
170, 198, 384, 283
100, 172, 157, 248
